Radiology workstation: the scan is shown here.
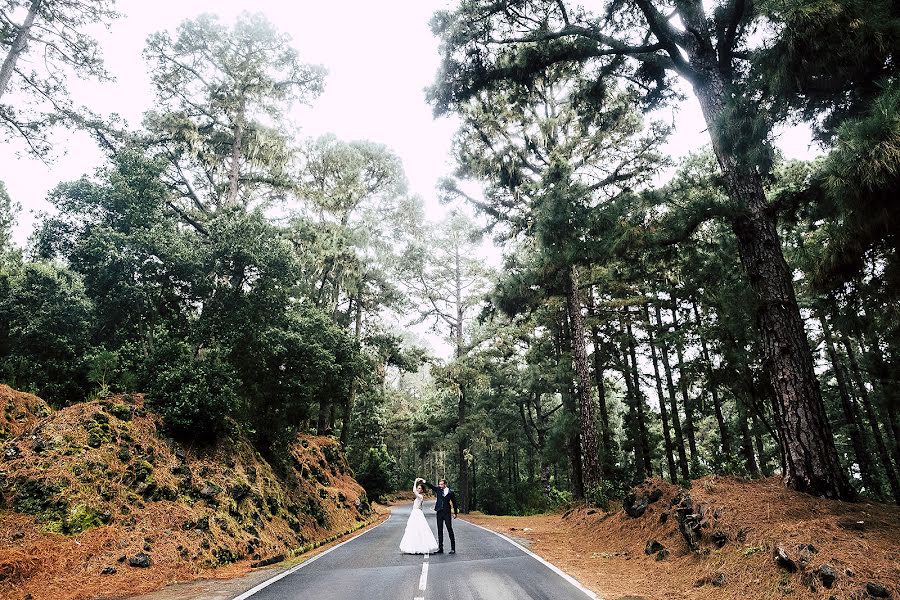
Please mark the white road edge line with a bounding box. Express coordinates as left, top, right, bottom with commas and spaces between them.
418, 560, 429, 591
463, 519, 602, 600
231, 520, 387, 600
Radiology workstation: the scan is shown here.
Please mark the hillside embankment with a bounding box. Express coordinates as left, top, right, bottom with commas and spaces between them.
464, 476, 900, 600
0, 384, 378, 600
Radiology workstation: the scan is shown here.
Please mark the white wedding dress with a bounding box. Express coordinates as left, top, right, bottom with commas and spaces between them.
399, 482, 439, 554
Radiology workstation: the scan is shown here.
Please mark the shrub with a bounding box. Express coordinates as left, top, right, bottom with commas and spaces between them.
354, 445, 396, 501
146, 347, 239, 440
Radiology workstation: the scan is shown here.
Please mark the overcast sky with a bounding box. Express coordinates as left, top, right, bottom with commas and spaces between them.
3, 0, 820, 249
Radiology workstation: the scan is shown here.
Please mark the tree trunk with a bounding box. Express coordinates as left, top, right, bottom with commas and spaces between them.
645, 304, 678, 483
737, 397, 761, 477
565, 266, 603, 497
0, 0, 42, 101
840, 332, 900, 502
655, 303, 691, 480
587, 287, 615, 460
818, 310, 881, 497
618, 314, 646, 480
692, 301, 732, 462
671, 292, 699, 464
625, 308, 653, 477
692, 71, 852, 499
555, 311, 584, 499
226, 98, 245, 207
752, 413, 771, 476
340, 297, 363, 445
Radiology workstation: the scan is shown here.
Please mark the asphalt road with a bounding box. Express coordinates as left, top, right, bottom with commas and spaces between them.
232, 503, 597, 600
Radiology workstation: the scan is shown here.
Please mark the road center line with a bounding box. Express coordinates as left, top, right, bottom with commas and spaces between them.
418, 560, 429, 591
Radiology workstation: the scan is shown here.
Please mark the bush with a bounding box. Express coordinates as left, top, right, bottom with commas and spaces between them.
354, 445, 396, 501
146, 346, 239, 440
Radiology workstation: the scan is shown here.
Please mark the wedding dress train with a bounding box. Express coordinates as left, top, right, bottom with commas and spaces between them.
399, 481, 439, 554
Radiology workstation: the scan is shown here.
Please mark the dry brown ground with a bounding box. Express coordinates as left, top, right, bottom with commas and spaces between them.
463, 476, 900, 600
0, 385, 378, 600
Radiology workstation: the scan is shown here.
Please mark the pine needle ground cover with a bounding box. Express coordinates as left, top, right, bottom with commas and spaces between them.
463, 476, 900, 600
0, 385, 377, 600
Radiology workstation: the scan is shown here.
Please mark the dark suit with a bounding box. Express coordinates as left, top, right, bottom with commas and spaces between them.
424, 481, 457, 552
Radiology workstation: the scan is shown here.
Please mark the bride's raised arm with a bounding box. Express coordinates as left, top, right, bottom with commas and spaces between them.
413, 478, 423, 498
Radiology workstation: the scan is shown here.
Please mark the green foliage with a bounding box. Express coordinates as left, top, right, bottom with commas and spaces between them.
354, 444, 396, 501
146, 344, 240, 441
0, 262, 93, 405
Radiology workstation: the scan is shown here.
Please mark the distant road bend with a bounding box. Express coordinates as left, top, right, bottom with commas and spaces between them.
232, 503, 599, 600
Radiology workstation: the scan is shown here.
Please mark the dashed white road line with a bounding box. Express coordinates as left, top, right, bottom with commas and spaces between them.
419, 559, 429, 591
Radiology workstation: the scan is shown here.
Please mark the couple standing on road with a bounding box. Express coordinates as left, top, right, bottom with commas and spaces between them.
399, 477, 458, 555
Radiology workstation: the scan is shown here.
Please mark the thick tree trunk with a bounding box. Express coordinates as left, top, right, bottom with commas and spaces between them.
655, 303, 691, 480
0, 0, 42, 101
316, 398, 329, 435
692, 71, 852, 499
555, 311, 584, 499
565, 266, 603, 496
645, 304, 678, 483
692, 301, 732, 461
818, 311, 881, 497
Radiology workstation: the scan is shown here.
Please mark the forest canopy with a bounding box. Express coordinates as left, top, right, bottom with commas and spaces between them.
1, 2, 899, 511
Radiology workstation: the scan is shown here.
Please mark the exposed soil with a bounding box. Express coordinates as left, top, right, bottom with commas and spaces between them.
463, 476, 900, 600
0, 385, 375, 600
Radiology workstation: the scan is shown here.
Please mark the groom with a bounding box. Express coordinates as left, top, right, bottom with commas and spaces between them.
423, 478, 458, 554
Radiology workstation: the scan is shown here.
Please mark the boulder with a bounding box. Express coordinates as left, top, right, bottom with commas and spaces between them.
866, 582, 890, 598
645, 539, 665, 555
127, 552, 152, 568
817, 564, 836, 589
773, 545, 797, 572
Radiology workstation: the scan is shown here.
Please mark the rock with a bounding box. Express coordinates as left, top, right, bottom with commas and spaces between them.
645, 539, 665, 555
773, 545, 797, 572
4, 444, 20, 459
672, 493, 703, 552
817, 564, 837, 589
736, 528, 748, 543
711, 572, 726, 587
100, 566, 117, 575
866, 582, 890, 598
659, 511, 669, 523
711, 531, 728, 548
648, 488, 664, 503
623, 492, 650, 518
656, 549, 669, 561
127, 553, 152, 568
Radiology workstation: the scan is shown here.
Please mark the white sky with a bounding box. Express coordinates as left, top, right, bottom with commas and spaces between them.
3, 0, 820, 249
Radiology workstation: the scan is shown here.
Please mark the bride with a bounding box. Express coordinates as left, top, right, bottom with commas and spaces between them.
399, 478, 439, 554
